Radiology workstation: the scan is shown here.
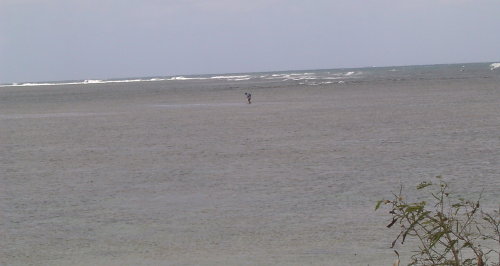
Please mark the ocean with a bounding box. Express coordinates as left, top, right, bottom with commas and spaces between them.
2, 62, 499, 89
1, 62, 499, 265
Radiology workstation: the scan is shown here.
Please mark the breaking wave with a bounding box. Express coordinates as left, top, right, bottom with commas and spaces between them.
261, 71, 359, 82
0, 78, 172, 88
211, 75, 251, 80
490, 63, 500, 70
168, 76, 208, 81
0, 70, 361, 88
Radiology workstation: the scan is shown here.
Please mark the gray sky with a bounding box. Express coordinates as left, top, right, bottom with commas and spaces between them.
1, 0, 499, 83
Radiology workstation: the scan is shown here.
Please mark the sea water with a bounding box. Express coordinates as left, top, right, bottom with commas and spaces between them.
2, 62, 498, 88
1, 62, 499, 265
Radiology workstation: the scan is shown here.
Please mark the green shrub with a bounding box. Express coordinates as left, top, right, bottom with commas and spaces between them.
376, 176, 499, 266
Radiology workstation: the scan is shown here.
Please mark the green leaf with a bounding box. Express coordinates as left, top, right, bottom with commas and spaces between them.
406, 205, 424, 213
417, 181, 432, 190
429, 231, 446, 248
482, 216, 493, 223
375, 200, 383, 210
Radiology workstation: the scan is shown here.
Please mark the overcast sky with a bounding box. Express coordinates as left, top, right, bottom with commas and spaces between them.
1, 0, 499, 83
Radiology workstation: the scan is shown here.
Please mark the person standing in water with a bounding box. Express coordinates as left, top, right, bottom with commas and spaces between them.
244, 92, 252, 104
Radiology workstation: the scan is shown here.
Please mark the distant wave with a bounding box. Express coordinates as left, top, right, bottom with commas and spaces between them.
211, 75, 251, 80
0, 71, 362, 88
299, 80, 346, 86
0, 77, 173, 88
168, 76, 208, 81
0, 81, 86, 87
168, 75, 252, 81
83, 79, 104, 84
490, 63, 500, 70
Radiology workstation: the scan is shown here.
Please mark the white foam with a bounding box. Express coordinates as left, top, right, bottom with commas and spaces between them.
109, 79, 143, 83
8, 81, 76, 87
264, 71, 362, 82
83, 79, 104, 84
230, 78, 252, 81
0, 77, 171, 88
0, 74, 252, 87
11, 82, 59, 87
211, 75, 250, 80
283, 73, 319, 81
0, 70, 364, 88
300, 80, 339, 86
490, 63, 500, 70
310, 81, 335, 86
168, 76, 208, 81
268, 73, 317, 80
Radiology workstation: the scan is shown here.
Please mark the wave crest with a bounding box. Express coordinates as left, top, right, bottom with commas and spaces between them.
490, 63, 500, 70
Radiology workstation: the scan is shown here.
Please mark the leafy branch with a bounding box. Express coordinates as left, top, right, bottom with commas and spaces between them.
376, 176, 499, 266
